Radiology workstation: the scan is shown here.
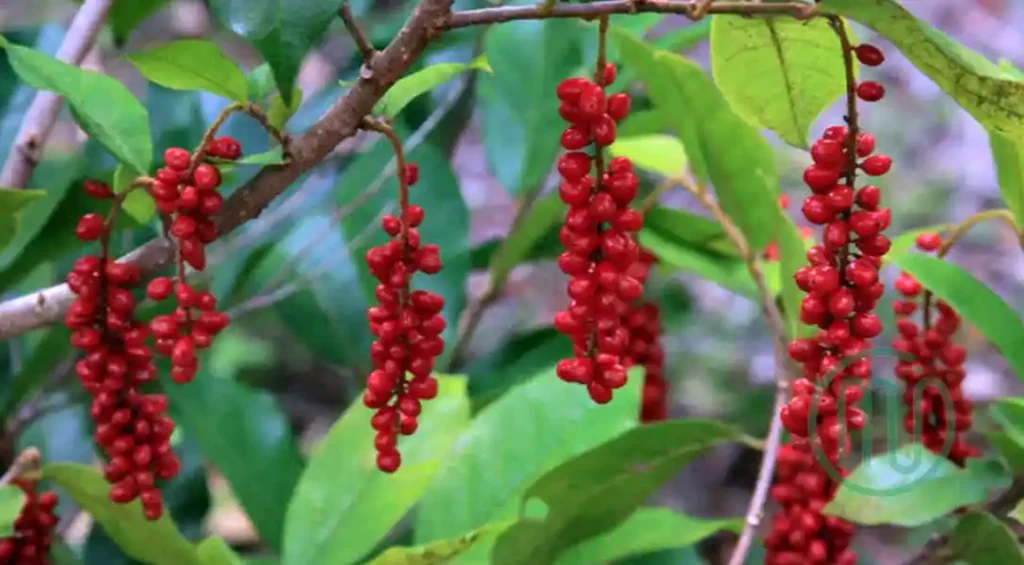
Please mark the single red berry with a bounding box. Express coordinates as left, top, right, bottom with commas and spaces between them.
803, 165, 839, 194
163, 147, 191, 171
213, 137, 242, 160
822, 126, 848, 141
557, 152, 591, 181
861, 155, 892, 176
75, 213, 105, 241
915, 232, 942, 251
606, 93, 630, 121
810, 139, 845, 169
591, 114, 617, 146
560, 125, 591, 150
402, 163, 419, 185
192, 163, 221, 191
556, 77, 591, 104
856, 81, 885, 102
855, 133, 876, 157
855, 44, 885, 66
83, 179, 114, 199
377, 450, 401, 473
147, 277, 174, 301
601, 63, 617, 85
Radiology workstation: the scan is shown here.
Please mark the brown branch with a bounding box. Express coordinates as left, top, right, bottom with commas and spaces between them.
0, 0, 114, 188
0, 0, 456, 340
340, 2, 377, 68
442, 0, 818, 29
0, 448, 41, 486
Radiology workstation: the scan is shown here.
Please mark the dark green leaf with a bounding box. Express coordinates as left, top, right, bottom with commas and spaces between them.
115, 165, 155, 224
990, 132, 1024, 229
608, 135, 687, 178
617, 110, 667, 138
614, 30, 780, 251
465, 328, 572, 405
821, 0, 1024, 140
375, 55, 490, 118
556, 508, 741, 565
70, 0, 169, 43
0, 486, 24, 537
42, 463, 202, 565
208, 0, 343, 106
247, 63, 275, 103
824, 445, 1010, 526
196, 537, 243, 565
166, 329, 303, 552
282, 377, 471, 565
889, 253, 1024, 381
951, 512, 1024, 565
638, 229, 756, 297
126, 39, 248, 103
267, 88, 302, 131
644, 206, 737, 258
364, 521, 512, 565
710, 15, 850, 148
0, 188, 45, 215
987, 431, 1024, 472
0, 38, 152, 173
481, 20, 583, 195
488, 192, 564, 288
0, 327, 70, 418
416, 367, 642, 557
490, 419, 741, 565
988, 398, 1024, 465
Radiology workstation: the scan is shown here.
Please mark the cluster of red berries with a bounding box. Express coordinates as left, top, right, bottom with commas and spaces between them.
0, 479, 58, 564
551, 63, 646, 404
621, 250, 668, 422
766, 42, 891, 565
892, 233, 979, 466
363, 163, 446, 473
68, 138, 240, 518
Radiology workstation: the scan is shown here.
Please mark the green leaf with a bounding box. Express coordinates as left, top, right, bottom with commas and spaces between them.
555, 508, 741, 565
166, 337, 303, 552
126, 39, 248, 102
889, 253, 1024, 381
247, 63, 275, 103
0, 38, 152, 173
196, 537, 243, 565
364, 521, 513, 565
208, 0, 341, 106
415, 367, 642, 549
710, 15, 850, 148
375, 55, 491, 118
112, 164, 155, 224
268, 88, 303, 131
885, 224, 954, 261
951, 511, 1024, 565
617, 109, 666, 138
0, 485, 24, 538
776, 211, 815, 338
824, 445, 1010, 526
990, 132, 1024, 228
614, 30, 780, 251
232, 146, 286, 166
0, 188, 45, 215
638, 229, 756, 298
70, 0, 169, 44
491, 419, 741, 564
987, 431, 1024, 472
282, 376, 471, 565
41, 463, 202, 565
989, 398, 1024, 460
821, 0, 1024, 141
481, 20, 583, 195
465, 328, 571, 406
643, 205, 737, 258
608, 135, 687, 178
488, 192, 564, 288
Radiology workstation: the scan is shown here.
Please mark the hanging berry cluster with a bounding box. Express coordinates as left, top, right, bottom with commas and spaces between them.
363, 149, 446, 474
68, 136, 240, 519
892, 234, 979, 466
0, 479, 58, 564
622, 250, 668, 422
552, 24, 646, 404
765, 32, 892, 565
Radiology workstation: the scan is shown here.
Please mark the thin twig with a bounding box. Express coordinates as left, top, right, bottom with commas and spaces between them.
0, 448, 41, 486
678, 174, 791, 565
442, 0, 818, 29
0, 0, 114, 188
340, 2, 377, 68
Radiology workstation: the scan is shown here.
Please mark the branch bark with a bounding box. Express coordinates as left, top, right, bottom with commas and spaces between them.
0, 0, 114, 189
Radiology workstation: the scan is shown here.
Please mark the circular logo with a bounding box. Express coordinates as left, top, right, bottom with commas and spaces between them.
804, 346, 959, 496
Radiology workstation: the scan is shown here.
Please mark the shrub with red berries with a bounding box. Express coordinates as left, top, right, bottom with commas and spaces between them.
67, 137, 240, 519
765, 39, 891, 565
892, 234, 979, 466
552, 58, 646, 405
0, 479, 59, 564
363, 160, 446, 474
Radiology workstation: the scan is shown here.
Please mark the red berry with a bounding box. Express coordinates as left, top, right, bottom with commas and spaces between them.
855, 133, 875, 157
856, 81, 885, 102
803, 165, 839, 194
810, 139, 845, 169
915, 232, 941, 251
855, 44, 885, 66
83, 179, 114, 199
601, 63, 617, 85
822, 126, 848, 141
591, 114, 617, 146
192, 163, 220, 191
606, 93, 630, 121
213, 137, 242, 160
75, 213, 105, 241
377, 450, 401, 473
163, 147, 191, 171
557, 152, 591, 181
147, 277, 174, 301
556, 77, 590, 104
402, 163, 419, 185
861, 155, 892, 176
560, 125, 590, 150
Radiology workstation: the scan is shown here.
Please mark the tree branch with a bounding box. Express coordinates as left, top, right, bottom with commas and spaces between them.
0, 0, 456, 340
340, 2, 377, 68
442, 0, 817, 29
0, 0, 114, 189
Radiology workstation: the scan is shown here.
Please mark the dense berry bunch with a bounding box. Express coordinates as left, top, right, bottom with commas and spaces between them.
0, 479, 59, 564
891, 234, 979, 466
766, 41, 891, 565
552, 62, 645, 404
622, 250, 667, 422
363, 162, 446, 473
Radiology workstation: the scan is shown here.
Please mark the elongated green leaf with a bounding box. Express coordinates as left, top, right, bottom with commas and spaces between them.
126, 39, 248, 102
988, 398, 1024, 465
196, 537, 243, 565
491, 419, 741, 564
465, 328, 571, 405
42, 463, 202, 565
282, 377, 471, 565
365, 521, 513, 565
824, 445, 1010, 526
776, 212, 815, 338
376, 55, 491, 118
489, 192, 564, 288
72, 0, 168, 43
166, 353, 303, 552
614, 30, 780, 251
710, 15, 850, 148
0, 486, 24, 538
608, 135, 687, 178
556, 508, 741, 565
416, 368, 642, 552
639, 229, 756, 297
268, 88, 302, 131
889, 253, 1024, 381
208, 0, 341, 106
481, 20, 583, 195
617, 109, 666, 138
990, 132, 1024, 228
821, 0, 1024, 141
644, 206, 736, 258
951, 512, 1024, 565
0, 38, 152, 173
0, 188, 45, 215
